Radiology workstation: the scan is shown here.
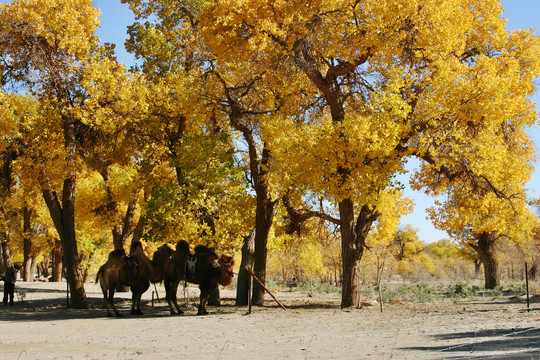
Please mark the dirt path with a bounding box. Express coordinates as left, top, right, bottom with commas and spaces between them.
1, 281, 540, 359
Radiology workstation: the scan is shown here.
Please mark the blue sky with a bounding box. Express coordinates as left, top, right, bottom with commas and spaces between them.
91, 1, 540, 243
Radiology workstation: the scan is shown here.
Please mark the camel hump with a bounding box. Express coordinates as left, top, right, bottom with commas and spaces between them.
109, 249, 126, 259
176, 240, 190, 253
160, 244, 174, 256
194, 245, 216, 255
153, 244, 173, 263
130, 241, 143, 254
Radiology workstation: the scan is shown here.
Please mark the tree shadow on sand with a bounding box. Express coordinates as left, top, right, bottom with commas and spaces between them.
403, 326, 540, 359
0, 297, 190, 321
0, 292, 266, 321
0, 292, 344, 323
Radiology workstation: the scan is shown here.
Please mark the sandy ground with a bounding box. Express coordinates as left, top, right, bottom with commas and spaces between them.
1, 281, 540, 360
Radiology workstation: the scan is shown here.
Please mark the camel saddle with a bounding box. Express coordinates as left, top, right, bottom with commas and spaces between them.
124, 255, 141, 282
184, 254, 199, 278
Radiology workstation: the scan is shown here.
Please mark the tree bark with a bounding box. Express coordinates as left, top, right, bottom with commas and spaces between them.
1, 206, 12, 268
100, 168, 138, 250
113, 199, 137, 250
39, 111, 87, 307
61, 175, 87, 308
216, 72, 278, 307
30, 256, 37, 280
0, 232, 10, 269
42, 175, 88, 308
0, 242, 4, 271
0, 147, 15, 270
38, 255, 50, 278
473, 232, 499, 289
52, 238, 63, 282
236, 227, 255, 306
530, 262, 538, 280
474, 259, 482, 277
339, 200, 379, 308
131, 214, 146, 245
23, 206, 33, 281
252, 197, 276, 306
229, 102, 276, 306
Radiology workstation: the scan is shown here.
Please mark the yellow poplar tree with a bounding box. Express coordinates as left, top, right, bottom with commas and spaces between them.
0, 0, 105, 307
124, 32, 251, 252
427, 183, 538, 288
199, 0, 540, 306
393, 225, 424, 261
123, 0, 275, 306
77, 53, 151, 251
0, 92, 34, 268
0, 0, 152, 307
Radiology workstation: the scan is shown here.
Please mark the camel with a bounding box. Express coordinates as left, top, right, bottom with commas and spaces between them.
96, 241, 173, 317
163, 240, 235, 315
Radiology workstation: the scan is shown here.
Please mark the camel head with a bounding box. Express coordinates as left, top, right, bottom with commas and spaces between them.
213, 254, 235, 286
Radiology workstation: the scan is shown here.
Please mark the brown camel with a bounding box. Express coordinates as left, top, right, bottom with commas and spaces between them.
163, 240, 234, 315
96, 241, 173, 317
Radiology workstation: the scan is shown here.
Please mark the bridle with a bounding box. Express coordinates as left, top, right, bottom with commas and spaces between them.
212, 256, 234, 277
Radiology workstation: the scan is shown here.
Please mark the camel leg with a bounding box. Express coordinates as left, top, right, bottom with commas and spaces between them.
100, 281, 112, 317
164, 280, 177, 315
198, 283, 215, 315
108, 287, 121, 317
131, 291, 143, 315
172, 282, 184, 315
136, 291, 144, 315
99, 277, 119, 317
165, 280, 183, 315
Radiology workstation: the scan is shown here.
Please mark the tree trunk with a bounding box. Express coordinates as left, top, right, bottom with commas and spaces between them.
113, 199, 137, 250
38, 255, 50, 278
340, 199, 363, 308
23, 206, 33, 281
42, 175, 88, 308
252, 198, 276, 306
0, 234, 9, 269
61, 175, 87, 308
530, 262, 538, 280
474, 259, 482, 277
236, 228, 255, 306
339, 200, 379, 308
101, 168, 138, 250
52, 238, 63, 282
228, 92, 276, 306
474, 232, 499, 289
38, 112, 87, 306
30, 256, 37, 280
0, 242, 4, 270
1, 217, 12, 268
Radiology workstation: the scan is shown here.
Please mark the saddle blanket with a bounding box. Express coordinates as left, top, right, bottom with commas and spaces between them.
185, 254, 199, 277
124, 256, 140, 282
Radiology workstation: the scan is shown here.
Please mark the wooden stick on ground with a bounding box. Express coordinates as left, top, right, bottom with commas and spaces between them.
247, 274, 252, 315
247, 269, 286, 311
